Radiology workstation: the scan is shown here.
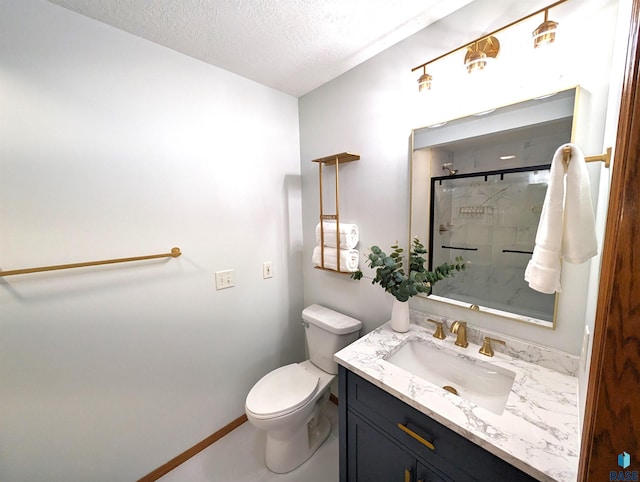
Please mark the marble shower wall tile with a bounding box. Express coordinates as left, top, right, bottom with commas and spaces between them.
431, 169, 555, 322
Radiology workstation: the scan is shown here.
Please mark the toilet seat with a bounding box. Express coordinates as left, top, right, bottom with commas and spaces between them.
246, 363, 319, 419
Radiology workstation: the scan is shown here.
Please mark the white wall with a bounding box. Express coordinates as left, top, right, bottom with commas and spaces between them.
299, 0, 624, 353
1, 0, 630, 479
0, 1, 303, 481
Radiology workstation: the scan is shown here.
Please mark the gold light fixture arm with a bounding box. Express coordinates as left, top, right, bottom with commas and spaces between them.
464, 37, 500, 63
0, 247, 182, 277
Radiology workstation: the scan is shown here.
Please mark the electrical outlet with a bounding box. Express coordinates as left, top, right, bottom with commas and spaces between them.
215, 269, 234, 290
263, 262, 273, 279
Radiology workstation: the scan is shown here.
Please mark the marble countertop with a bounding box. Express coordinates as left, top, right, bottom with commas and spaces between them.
334, 320, 579, 482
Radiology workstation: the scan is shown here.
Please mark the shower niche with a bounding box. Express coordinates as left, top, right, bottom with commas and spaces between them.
411, 88, 583, 328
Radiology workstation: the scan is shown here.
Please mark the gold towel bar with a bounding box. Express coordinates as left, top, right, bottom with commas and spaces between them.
563, 146, 612, 168
0, 247, 181, 277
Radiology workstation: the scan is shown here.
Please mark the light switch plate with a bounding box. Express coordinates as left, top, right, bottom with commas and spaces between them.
263, 261, 273, 279
215, 269, 234, 290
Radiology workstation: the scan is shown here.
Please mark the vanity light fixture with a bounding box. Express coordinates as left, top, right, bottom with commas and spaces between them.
417, 66, 433, 92
533, 8, 559, 48
464, 37, 500, 74
411, 0, 568, 91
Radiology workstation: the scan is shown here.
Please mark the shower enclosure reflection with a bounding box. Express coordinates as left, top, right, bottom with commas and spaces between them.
429, 166, 555, 322
411, 88, 580, 328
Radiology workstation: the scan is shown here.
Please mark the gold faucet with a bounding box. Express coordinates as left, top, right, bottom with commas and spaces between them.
450, 320, 468, 348
426, 319, 446, 340
479, 337, 506, 357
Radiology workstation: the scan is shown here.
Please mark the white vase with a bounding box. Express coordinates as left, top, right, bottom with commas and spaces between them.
390, 298, 410, 332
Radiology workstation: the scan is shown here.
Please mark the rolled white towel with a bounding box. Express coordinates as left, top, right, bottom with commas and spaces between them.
315, 222, 359, 249
312, 246, 359, 272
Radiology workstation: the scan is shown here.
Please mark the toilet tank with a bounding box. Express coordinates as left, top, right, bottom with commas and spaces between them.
302, 304, 362, 374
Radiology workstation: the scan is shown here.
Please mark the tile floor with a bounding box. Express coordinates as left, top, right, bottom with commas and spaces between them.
158, 402, 339, 482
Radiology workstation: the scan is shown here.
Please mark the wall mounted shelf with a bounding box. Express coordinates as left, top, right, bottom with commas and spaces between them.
312, 152, 359, 273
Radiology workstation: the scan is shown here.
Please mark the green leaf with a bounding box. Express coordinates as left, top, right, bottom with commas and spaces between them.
349, 237, 468, 301
384, 257, 397, 268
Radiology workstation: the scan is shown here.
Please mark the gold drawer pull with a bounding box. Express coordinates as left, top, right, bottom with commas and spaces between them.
397, 423, 435, 451
405, 468, 412, 482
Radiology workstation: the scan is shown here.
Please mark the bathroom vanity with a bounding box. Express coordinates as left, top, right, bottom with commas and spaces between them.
340, 369, 536, 481
335, 318, 580, 481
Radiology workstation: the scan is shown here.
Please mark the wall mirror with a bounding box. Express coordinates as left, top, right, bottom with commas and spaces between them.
410, 88, 579, 328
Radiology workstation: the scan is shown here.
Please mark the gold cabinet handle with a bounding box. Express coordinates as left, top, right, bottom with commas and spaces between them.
397, 423, 435, 451
405, 468, 412, 482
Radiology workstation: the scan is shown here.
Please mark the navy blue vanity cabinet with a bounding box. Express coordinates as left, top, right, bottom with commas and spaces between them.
346, 411, 445, 481
339, 366, 537, 482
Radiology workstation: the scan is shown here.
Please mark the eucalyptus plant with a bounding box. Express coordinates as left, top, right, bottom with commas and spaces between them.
351, 237, 467, 302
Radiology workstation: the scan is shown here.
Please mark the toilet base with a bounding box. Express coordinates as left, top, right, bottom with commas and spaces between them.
265, 414, 331, 474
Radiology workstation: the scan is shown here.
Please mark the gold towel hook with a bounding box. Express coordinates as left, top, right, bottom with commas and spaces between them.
562, 145, 572, 169
562, 145, 612, 168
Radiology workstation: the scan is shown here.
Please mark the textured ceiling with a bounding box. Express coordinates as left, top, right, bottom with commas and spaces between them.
47, 0, 474, 97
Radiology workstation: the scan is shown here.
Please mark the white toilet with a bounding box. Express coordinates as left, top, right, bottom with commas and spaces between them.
245, 304, 362, 473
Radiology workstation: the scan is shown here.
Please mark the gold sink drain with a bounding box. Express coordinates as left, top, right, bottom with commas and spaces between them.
443, 385, 458, 396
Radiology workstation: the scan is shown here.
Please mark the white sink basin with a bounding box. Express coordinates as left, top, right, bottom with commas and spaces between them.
385, 339, 516, 415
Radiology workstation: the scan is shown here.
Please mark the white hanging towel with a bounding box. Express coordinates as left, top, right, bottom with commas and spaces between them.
525, 143, 598, 294
315, 222, 359, 249
312, 246, 359, 272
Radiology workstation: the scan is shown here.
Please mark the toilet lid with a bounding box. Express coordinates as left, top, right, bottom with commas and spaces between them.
246, 363, 319, 418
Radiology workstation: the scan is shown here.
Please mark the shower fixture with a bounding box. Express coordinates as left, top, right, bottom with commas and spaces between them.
443, 164, 458, 175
